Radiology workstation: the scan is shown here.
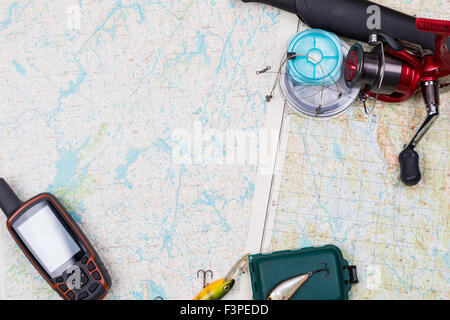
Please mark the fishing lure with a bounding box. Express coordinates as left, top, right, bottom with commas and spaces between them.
266, 265, 329, 300
193, 254, 249, 300
193, 278, 235, 300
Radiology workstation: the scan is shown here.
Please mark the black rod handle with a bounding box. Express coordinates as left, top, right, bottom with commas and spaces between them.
242, 0, 447, 51
242, 0, 297, 14
0, 178, 23, 218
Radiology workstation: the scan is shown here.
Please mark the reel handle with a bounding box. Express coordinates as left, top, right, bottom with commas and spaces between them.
398, 81, 440, 187
398, 148, 421, 186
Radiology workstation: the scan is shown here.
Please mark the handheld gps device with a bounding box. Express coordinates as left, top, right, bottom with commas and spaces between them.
0, 178, 111, 300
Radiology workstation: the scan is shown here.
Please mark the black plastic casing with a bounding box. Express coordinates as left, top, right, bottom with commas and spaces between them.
6, 193, 111, 300
0, 178, 23, 219
242, 0, 449, 52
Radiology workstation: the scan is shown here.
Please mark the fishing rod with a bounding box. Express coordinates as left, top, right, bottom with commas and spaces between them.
243, 0, 450, 186
242, 0, 449, 51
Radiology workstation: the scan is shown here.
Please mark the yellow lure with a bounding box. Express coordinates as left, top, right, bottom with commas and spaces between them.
193, 279, 235, 300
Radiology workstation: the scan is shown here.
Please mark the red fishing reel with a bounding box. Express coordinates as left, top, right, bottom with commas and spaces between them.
344, 18, 450, 186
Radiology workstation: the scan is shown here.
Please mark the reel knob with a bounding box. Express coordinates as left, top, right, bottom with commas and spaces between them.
398, 148, 422, 186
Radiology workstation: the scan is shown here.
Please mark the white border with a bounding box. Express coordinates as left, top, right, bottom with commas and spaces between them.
238, 11, 299, 299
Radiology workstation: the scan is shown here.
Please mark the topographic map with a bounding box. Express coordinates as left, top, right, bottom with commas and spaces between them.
0, 0, 280, 299
250, 0, 449, 300
0, 0, 448, 300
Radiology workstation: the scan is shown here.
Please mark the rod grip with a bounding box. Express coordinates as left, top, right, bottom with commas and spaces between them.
242, 0, 296, 14
242, 0, 448, 51
0, 178, 23, 218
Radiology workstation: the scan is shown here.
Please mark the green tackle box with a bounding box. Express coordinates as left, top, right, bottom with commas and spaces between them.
249, 245, 358, 300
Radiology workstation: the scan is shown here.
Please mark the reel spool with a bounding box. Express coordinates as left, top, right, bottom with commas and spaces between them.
286, 29, 343, 86
277, 29, 360, 117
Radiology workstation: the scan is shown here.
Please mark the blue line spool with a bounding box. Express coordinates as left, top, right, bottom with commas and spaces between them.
287, 29, 343, 86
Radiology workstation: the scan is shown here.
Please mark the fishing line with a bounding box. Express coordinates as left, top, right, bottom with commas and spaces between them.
257, 58, 368, 111
261, 52, 342, 106
257, 30, 362, 118
257, 30, 384, 120
258, 63, 371, 119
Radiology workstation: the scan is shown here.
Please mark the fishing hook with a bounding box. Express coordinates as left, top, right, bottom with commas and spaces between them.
197, 269, 214, 288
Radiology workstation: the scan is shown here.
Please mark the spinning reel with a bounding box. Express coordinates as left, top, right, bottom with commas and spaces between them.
344, 18, 450, 186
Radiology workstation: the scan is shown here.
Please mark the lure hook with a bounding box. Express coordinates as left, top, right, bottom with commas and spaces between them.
197, 269, 214, 288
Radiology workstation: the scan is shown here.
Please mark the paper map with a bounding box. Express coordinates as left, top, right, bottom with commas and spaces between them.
0, 0, 448, 300
0, 0, 280, 299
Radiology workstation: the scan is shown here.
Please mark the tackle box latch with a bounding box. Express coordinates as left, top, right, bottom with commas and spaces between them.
343, 265, 358, 285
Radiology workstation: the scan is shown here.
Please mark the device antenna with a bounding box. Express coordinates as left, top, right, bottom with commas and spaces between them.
0, 178, 23, 218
